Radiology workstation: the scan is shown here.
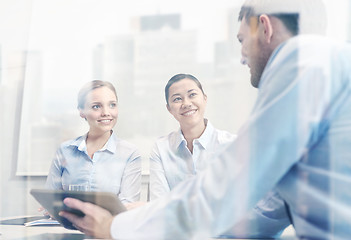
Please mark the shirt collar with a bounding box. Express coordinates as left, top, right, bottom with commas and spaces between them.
197, 119, 214, 149
70, 131, 117, 154
174, 119, 214, 150
70, 133, 87, 151
174, 128, 186, 149
104, 132, 118, 153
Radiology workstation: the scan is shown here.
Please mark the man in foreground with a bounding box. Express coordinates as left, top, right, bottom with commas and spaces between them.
60, 0, 351, 239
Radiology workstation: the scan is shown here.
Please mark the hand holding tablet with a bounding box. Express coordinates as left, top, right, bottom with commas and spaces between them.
30, 189, 126, 230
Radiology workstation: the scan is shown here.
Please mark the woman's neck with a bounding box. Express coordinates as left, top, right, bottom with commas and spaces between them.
86, 130, 112, 158
181, 120, 206, 154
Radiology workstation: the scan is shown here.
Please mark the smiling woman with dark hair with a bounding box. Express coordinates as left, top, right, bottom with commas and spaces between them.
149, 73, 236, 199
149, 73, 289, 238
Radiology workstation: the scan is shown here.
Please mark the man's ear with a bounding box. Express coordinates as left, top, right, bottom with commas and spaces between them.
259, 14, 273, 43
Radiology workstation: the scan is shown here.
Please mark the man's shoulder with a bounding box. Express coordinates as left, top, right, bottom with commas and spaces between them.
284, 35, 347, 55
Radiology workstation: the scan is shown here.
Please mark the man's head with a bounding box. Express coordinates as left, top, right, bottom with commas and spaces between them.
237, 0, 327, 88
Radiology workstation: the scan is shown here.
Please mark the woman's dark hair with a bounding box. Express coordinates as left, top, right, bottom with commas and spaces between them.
77, 80, 117, 109
165, 74, 205, 105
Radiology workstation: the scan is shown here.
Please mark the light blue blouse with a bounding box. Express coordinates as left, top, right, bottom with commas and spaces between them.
110, 35, 351, 239
45, 132, 141, 203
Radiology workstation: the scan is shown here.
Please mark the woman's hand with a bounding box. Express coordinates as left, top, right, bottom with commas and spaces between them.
38, 206, 52, 218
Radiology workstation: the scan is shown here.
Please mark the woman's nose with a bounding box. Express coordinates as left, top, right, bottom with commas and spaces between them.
101, 107, 110, 116
182, 98, 192, 108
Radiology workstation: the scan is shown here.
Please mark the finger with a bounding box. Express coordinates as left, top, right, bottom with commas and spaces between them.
59, 211, 83, 226
64, 197, 109, 217
59, 212, 93, 236
63, 198, 96, 215
72, 223, 86, 234
63, 197, 84, 209
59, 211, 87, 234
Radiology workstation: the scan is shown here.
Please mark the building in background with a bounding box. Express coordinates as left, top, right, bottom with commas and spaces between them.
92, 12, 256, 153
93, 14, 199, 142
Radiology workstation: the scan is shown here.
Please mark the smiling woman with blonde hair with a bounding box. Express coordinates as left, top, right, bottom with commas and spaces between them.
45, 80, 141, 204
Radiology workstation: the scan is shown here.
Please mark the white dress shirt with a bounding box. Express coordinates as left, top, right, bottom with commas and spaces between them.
110, 35, 351, 239
149, 120, 235, 200
149, 120, 290, 238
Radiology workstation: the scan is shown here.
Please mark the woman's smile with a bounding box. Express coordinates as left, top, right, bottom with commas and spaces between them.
181, 109, 197, 116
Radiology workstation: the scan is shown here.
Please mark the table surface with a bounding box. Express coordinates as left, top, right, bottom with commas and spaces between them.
0, 216, 297, 240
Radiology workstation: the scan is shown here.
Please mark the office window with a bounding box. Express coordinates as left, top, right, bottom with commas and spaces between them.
14, 0, 255, 176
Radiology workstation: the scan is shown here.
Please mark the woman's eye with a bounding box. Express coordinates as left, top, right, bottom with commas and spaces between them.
110, 103, 117, 108
189, 93, 197, 97
92, 105, 100, 109
173, 97, 182, 102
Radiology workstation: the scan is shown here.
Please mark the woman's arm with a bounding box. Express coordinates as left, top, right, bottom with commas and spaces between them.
45, 148, 64, 190
118, 149, 142, 203
149, 143, 171, 201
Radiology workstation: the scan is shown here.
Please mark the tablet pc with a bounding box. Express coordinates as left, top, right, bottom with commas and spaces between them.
30, 189, 126, 230
0, 215, 49, 225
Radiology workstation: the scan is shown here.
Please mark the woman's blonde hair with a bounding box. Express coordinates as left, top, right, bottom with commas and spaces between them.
77, 80, 117, 109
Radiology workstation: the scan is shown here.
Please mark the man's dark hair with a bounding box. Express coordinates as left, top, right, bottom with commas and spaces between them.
238, 6, 299, 36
